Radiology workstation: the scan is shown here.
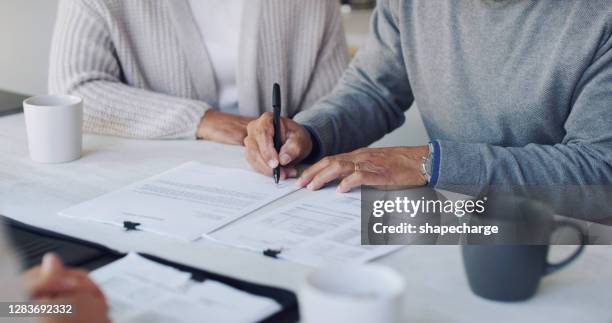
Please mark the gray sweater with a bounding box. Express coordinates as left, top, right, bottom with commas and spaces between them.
49, 0, 348, 139
295, 0, 612, 192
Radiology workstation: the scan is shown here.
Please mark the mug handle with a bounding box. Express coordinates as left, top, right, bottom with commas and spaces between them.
544, 220, 587, 275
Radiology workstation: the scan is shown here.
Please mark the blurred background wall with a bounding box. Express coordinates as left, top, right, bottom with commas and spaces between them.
0, 0, 428, 146
0, 0, 59, 96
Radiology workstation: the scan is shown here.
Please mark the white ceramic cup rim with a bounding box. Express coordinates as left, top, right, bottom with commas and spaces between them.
303, 264, 405, 302
23, 95, 82, 109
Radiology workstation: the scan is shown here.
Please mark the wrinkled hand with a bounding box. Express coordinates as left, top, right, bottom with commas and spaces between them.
197, 109, 255, 145
297, 146, 430, 193
23, 253, 110, 323
244, 112, 313, 179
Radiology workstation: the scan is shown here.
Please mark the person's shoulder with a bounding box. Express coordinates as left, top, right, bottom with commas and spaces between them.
291, 0, 341, 15
58, 0, 108, 15
60, 0, 167, 19
78, 0, 165, 12
270, 0, 342, 27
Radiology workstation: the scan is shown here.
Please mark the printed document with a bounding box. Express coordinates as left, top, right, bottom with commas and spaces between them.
60, 162, 298, 240
210, 187, 401, 267
90, 253, 281, 323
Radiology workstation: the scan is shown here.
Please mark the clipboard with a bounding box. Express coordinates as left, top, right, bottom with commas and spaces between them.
1, 215, 298, 323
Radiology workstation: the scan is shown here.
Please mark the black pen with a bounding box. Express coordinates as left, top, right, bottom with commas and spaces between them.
272, 83, 282, 184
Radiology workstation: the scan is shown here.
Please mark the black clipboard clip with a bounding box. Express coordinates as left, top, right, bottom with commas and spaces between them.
263, 248, 283, 259
123, 221, 141, 231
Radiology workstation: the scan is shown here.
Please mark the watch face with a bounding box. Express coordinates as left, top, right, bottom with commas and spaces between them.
425, 156, 433, 175
424, 149, 433, 181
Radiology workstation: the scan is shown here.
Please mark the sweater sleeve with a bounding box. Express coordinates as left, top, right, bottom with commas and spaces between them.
293, 0, 413, 156
48, 0, 210, 139
296, 0, 350, 113
432, 32, 612, 194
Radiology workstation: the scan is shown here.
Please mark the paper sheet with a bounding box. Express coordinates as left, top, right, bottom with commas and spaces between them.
59, 162, 298, 241
90, 253, 281, 323
210, 187, 401, 267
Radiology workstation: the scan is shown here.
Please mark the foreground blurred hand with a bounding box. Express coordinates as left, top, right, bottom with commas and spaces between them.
197, 109, 255, 145
244, 112, 313, 179
297, 146, 430, 193
22, 253, 110, 323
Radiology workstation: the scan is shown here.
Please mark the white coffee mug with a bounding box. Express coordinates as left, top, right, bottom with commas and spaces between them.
299, 264, 405, 323
23, 95, 83, 163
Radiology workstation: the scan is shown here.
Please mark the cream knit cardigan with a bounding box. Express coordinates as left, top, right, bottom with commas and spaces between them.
49, 0, 349, 139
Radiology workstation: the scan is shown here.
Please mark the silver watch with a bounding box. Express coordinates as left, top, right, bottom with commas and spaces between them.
421, 144, 433, 183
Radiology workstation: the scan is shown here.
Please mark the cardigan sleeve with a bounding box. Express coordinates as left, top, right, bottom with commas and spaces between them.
49, 0, 210, 139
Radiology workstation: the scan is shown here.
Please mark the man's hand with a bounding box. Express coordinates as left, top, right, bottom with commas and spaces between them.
297, 146, 430, 193
244, 112, 313, 179
197, 109, 255, 145
23, 253, 110, 323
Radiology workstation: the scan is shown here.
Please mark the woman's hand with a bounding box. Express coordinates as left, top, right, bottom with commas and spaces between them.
297, 146, 430, 193
23, 253, 110, 323
197, 110, 255, 145
244, 112, 313, 178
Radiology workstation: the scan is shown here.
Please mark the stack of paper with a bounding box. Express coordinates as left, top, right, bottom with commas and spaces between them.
60, 162, 298, 241
60, 162, 401, 267
90, 253, 281, 323
209, 187, 401, 267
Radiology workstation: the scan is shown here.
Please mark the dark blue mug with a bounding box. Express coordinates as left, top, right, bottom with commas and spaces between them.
462, 196, 586, 301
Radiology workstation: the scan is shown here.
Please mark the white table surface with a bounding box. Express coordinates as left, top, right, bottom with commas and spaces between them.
1, 114, 610, 323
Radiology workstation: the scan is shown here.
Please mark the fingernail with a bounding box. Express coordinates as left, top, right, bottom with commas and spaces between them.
280, 154, 291, 165
307, 183, 315, 191
296, 178, 305, 187
60, 277, 78, 289
337, 186, 349, 193
268, 160, 278, 168
42, 254, 57, 274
